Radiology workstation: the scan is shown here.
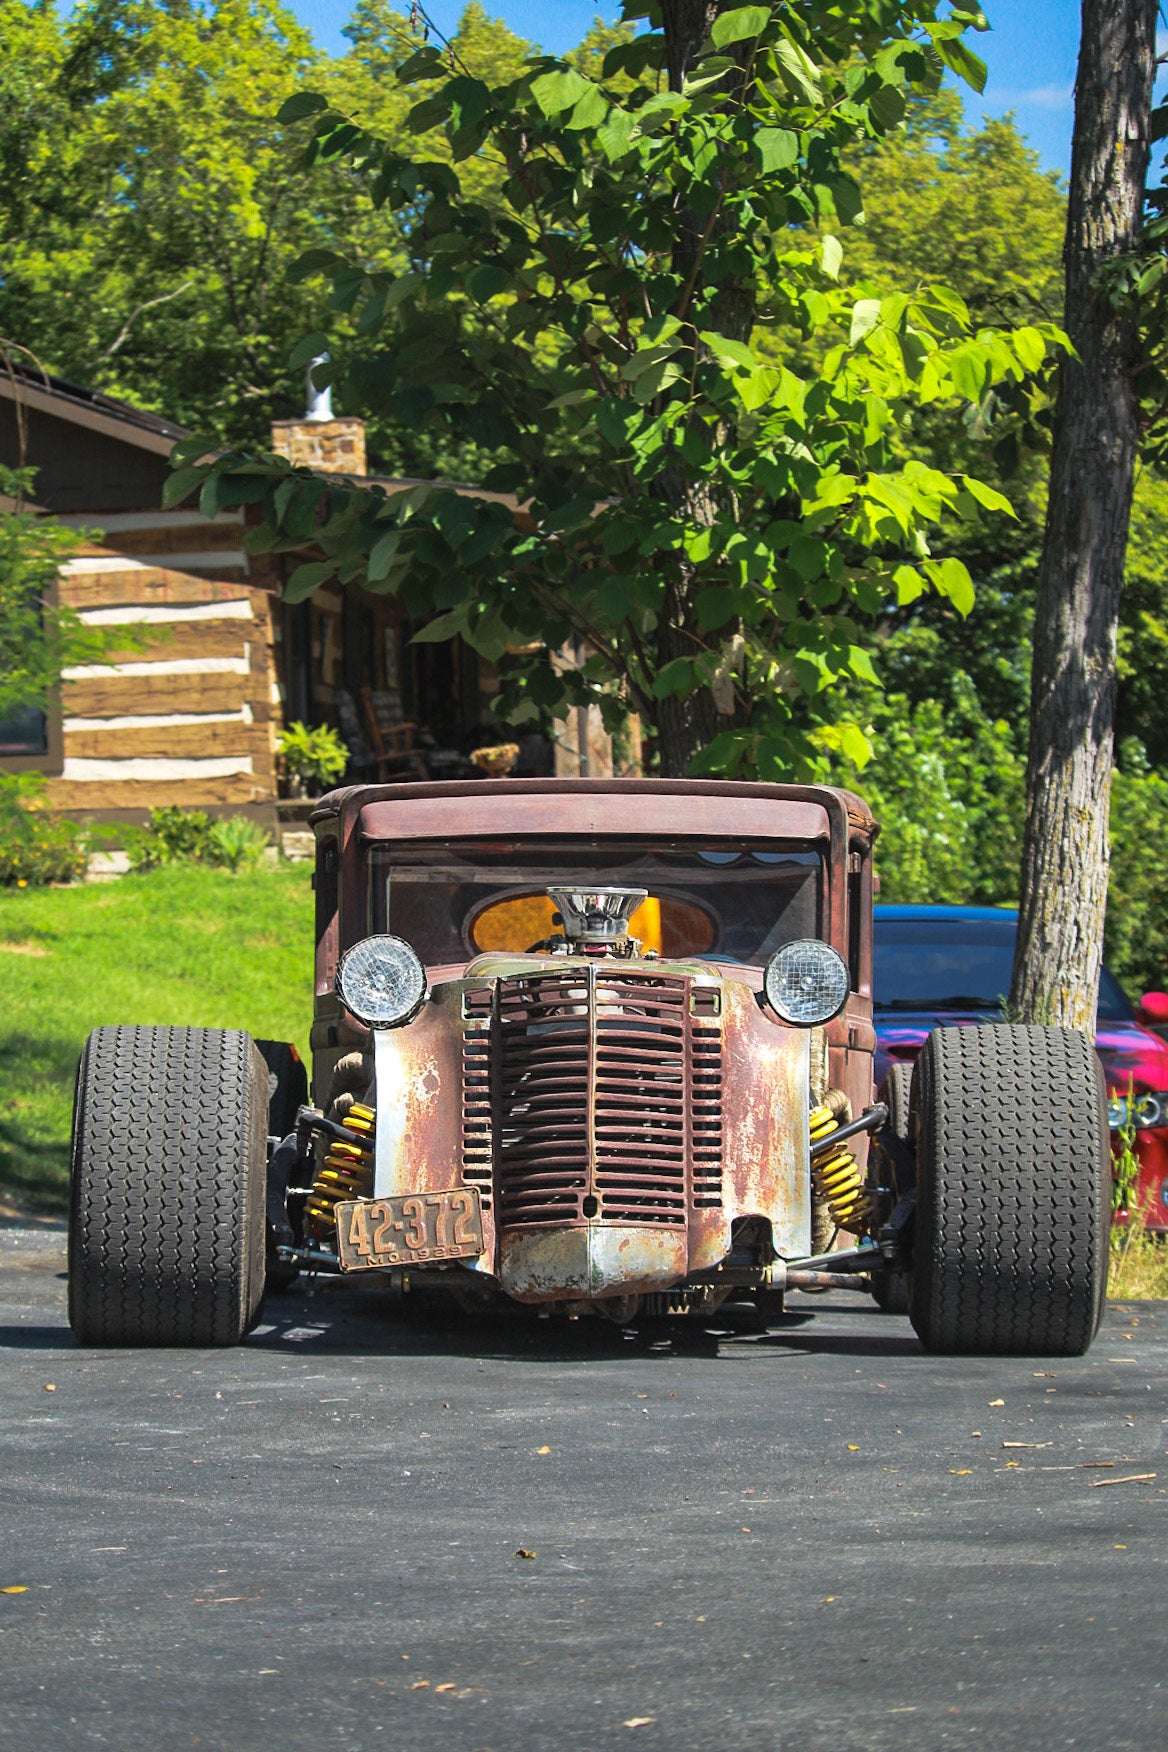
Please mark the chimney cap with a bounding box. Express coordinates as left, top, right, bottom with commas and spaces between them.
306, 355, 333, 423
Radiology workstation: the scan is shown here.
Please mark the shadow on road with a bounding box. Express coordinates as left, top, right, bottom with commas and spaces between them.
0, 1274, 924, 1361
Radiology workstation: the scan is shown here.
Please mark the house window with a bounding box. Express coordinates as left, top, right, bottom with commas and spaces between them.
0, 704, 48, 757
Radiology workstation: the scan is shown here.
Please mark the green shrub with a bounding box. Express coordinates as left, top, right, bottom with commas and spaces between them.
125, 806, 271, 874
0, 774, 87, 888
206, 815, 270, 872
126, 806, 215, 870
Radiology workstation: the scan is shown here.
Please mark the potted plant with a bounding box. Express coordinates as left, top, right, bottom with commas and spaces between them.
277, 722, 349, 800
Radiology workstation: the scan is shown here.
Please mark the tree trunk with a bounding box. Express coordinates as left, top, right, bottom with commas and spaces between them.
1009, 0, 1156, 1028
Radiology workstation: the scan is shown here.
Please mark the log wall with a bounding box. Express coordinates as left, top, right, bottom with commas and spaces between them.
42, 513, 282, 816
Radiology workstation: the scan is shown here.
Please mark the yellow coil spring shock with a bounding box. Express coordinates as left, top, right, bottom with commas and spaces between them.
809, 1097, 871, 1235
305, 1102, 376, 1240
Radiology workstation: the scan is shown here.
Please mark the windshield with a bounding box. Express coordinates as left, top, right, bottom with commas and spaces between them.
368, 838, 823, 968
873, 914, 1133, 1022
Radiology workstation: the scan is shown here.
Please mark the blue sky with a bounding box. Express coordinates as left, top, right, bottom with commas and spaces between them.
288, 1, 1084, 178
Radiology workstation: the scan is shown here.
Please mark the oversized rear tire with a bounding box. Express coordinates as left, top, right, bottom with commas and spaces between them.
910, 1025, 1108, 1357
871, 1063, 913, 1314
69, 1026, 268, 1346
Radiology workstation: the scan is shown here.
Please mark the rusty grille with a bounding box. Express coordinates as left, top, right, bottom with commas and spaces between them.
497, 970, 591, 1224
484, 966, 722, 1227
460, 984, 494, 1209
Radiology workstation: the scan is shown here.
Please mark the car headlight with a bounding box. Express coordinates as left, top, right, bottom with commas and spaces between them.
763, 940, 850, 1027
1108, 1090, 1168, 1130
336, 934, 427, 1028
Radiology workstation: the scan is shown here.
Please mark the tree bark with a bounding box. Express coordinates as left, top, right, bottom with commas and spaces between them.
1009, 0, 1156, 1028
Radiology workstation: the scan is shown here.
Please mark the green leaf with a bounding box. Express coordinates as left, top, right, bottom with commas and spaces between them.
411, 606, 470, 644
849, 299, 881, 345
772, 38, 822, 102
1012, 325, 1046, 372
755, 128, 798, 174
367, 529, 402, 582
567, 85, 609, 130
384, 272, 423, 311
162, 466, 205, 509
652, 657, 697, 699
695, 587, 737, 631
925, 555, 975, 615
821, 235, 842, 281
960, 475, 1016, 517
284, 561, 335, 605
947, 343, 989, 403
632, 360, 684, 404
530, 68, 591, 117
893, 564, 924, 606
838, 722, 872, 767
467, 264, 511, 303
596, 106, 636, 161
276, 90, 328, 123
710, 7, 771, 48
934, 35, 987, 94
699, 330, 755, 370
407, 91, 454, 133
287, 249, 346, 285
288, 331, 329, 370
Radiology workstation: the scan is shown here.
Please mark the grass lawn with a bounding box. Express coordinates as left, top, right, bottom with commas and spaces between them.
2, 863, 313, 1216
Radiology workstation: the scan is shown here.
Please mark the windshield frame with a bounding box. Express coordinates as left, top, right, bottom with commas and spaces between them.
366, 834, 828, 970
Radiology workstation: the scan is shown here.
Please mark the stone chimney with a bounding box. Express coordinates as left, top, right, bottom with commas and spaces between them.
271, 359, 366, 475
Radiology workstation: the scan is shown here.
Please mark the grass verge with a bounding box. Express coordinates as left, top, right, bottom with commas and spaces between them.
1108, 1204, 1168, 1300
2, 863, 312, 1216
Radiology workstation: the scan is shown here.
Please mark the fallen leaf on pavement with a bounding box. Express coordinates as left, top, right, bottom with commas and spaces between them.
1003, 1441, 1051, 1449
43, 1384, 55, 1393
537, 1446, 551, 1455
847, 1444, 860, 1451
1090, 1473, 1155, 1488
987, 1399, 1005, 1407
949, 1469, 972, 1475
623, 1718, 655, 1729
410, 1680, 430, 1690
1078, 1461, 1115, 1469
435, 1683, 457, 1692
514, 1549, 537, 1561
2, 1587, 28, 1595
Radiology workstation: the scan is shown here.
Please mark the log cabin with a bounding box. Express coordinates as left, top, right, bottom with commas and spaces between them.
0, 363, 608, 829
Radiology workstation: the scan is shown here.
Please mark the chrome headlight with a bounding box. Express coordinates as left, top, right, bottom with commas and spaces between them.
1110, 1089, 1168, 1131
336, 934, 427, 1028
764, 940, 850, 1027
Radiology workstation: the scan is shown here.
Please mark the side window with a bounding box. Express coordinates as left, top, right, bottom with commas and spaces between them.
847, 851, 863, 991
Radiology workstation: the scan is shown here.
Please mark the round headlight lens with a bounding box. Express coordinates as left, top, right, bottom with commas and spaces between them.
336, 934, 427, 1028
1134, 1091, 1165, 1128
764, 940, 850, 1027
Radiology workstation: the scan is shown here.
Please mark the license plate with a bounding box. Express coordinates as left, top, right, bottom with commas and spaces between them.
334, 1188, 484, 1273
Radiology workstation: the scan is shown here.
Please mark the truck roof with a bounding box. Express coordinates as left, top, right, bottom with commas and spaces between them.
310, 776, 877, 846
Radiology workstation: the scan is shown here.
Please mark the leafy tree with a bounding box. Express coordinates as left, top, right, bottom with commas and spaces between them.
0, 466, 113, 723
177, 0, 1054, 778
1010, 0, 1160, 1029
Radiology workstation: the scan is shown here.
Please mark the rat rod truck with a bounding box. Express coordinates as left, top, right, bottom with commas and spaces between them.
68, 779, 1110, 1355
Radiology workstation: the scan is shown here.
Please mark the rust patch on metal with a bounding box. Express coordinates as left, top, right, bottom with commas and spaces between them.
499, 1224, 689, 1303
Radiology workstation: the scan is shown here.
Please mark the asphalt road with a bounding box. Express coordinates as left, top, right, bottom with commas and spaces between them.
1, 1229, 1166, 1752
